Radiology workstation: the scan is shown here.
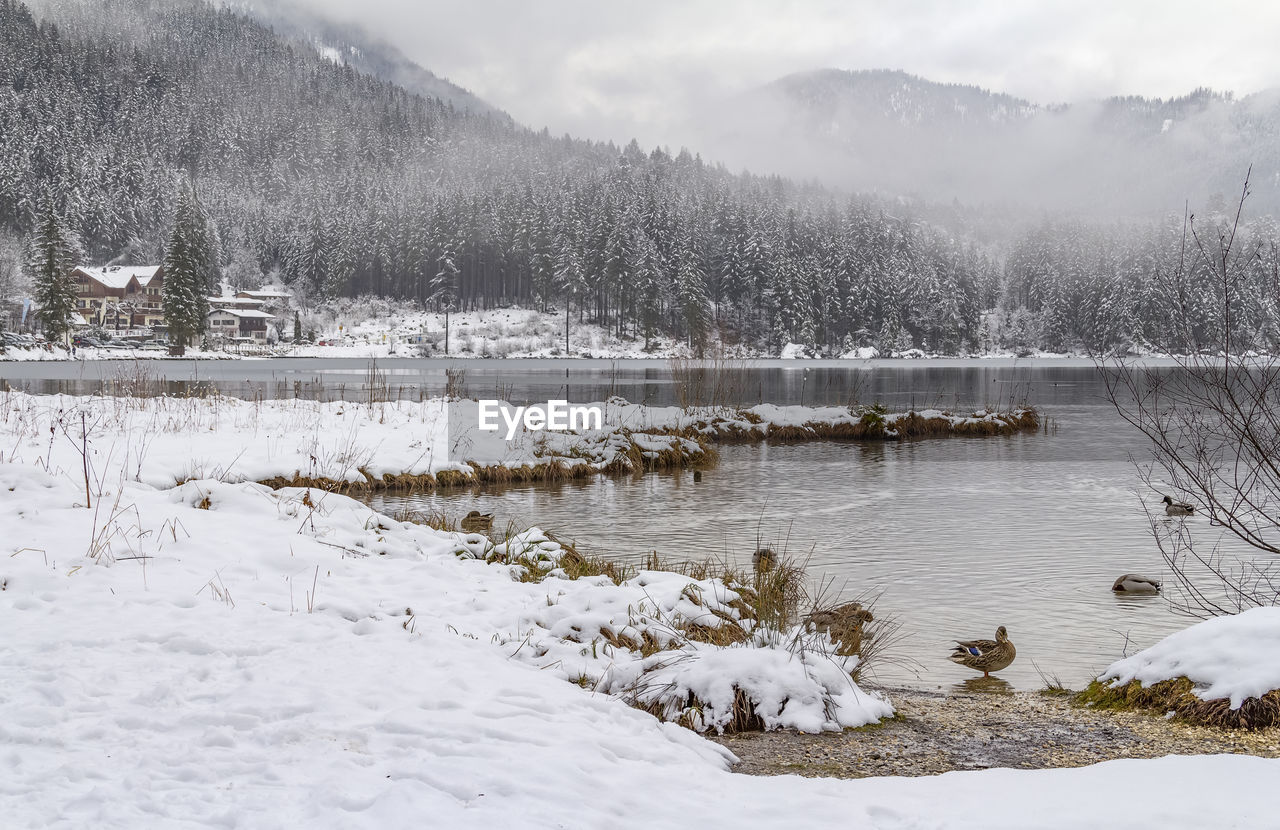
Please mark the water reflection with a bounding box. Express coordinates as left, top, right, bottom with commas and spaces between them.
0, 356, 1163, 408
952, 676, 1015, 695
368, 393, 1264, 692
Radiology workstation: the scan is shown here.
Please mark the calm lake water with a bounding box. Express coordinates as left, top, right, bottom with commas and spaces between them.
5, 357, 1246, 691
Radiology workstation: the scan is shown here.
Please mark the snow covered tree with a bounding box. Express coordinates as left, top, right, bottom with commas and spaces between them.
162, 188, 216, 353
673, 240, 711, 354
0, 232, 28, 331
26, 203, 80, 344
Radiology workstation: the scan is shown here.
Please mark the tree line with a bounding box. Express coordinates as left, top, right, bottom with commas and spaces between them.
2, 0, 1278, 356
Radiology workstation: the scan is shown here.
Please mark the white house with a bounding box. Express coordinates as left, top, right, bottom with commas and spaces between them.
207, 308, 275, 341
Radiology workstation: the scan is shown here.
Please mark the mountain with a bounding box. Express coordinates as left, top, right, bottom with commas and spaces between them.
230, 0, 502, 118
4, 1, 1278, 357
696, 68, 1280, 216
0, 0, 1003, 356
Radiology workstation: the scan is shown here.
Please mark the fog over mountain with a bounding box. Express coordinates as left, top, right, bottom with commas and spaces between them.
235, 0, 1280, 218
230, 0, 501, 117
689, 69, 1280, 217
196, 1, 1280, 219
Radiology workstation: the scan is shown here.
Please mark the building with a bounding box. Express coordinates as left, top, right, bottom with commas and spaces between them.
206, 307, 275, 342
207, 295, 266, 312
71, 265, 165, 332
235, 288, 291, 303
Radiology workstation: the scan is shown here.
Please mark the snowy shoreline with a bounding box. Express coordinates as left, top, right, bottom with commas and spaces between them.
3, 391, 1279, 827
0, 391, 1037, 492
0, 307, 1231, 363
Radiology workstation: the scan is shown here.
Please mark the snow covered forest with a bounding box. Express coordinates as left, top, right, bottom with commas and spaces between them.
3, 0, 1280, 355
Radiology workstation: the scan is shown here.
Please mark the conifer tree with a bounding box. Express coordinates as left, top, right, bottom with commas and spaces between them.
162, 188, 216, 353
27, 203, 80, 345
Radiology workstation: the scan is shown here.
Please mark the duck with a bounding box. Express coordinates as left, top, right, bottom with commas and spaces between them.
460, 510, 494, 533
804, 602, 874, 657
1112, 573, 1161, 594
949, 626, 1016, 677
752, 547, 777, 574
1162, 496, 1194, 516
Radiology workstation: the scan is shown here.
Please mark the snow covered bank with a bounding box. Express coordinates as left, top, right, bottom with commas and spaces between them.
3, 391, 1278, 826
0, 344, 240, 361
0, 464, 886, 735
4, 465, 1279, 828
0, 391, 1037, 492
2, 305, 1221, 362
1091, 608, 1280, 728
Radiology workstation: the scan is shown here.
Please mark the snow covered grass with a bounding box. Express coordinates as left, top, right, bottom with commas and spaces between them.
0, 384, 903, 738
0, 456, 889, 737
0, 391, 1038, 495
4, 462, 1280, 826
1083, 607, 1280, 729
5, 389, 1280, 824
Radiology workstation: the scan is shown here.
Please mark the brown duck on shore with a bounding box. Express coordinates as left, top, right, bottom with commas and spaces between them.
949, 626, 1016, 677
460, 510, 494, 533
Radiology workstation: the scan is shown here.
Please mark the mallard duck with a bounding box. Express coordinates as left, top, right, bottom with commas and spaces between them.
949, 626, 1016, 677
460, 510, 494, 533
1112, 573, 1161, 594
752, 547, 777, 574
804, 602, 874, 657
1162, 496, 1194, 516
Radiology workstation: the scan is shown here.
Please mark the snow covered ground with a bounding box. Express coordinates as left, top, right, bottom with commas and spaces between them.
3, 391, 1278, 827
1, 305, 1185, 361
297, 306, 700, 359
0, 391, 1033, 489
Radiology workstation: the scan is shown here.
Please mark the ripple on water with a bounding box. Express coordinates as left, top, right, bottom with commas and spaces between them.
368, 399, 1255, 691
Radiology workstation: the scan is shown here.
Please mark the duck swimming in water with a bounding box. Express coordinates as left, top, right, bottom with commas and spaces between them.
1162, 496, 1194, 516
460, 510, 494, 533
1112, 573, 1161, 594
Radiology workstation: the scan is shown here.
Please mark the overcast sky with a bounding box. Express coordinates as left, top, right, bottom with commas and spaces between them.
291, 0, 1280, 146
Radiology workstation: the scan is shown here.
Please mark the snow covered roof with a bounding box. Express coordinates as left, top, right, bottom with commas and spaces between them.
73, 265, 162, 290
207, 296, 266, 307
208, 308, 275, 319
236, 288, 291, 299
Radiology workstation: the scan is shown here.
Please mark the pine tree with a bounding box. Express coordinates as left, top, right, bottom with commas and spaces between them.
293, 310, 302, 343
162, 188, 215, 352
27, 203, 80, 345
673, 238, 711, 354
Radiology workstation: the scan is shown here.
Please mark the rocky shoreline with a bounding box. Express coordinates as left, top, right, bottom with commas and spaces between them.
711, 685, 1280, 779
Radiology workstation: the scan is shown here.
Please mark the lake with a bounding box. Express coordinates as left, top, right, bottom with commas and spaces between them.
5, 357, 1245, 691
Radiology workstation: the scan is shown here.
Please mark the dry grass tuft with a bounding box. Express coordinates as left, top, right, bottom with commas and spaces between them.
634, 687, 766, 734
1077, 677, 1280, 730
